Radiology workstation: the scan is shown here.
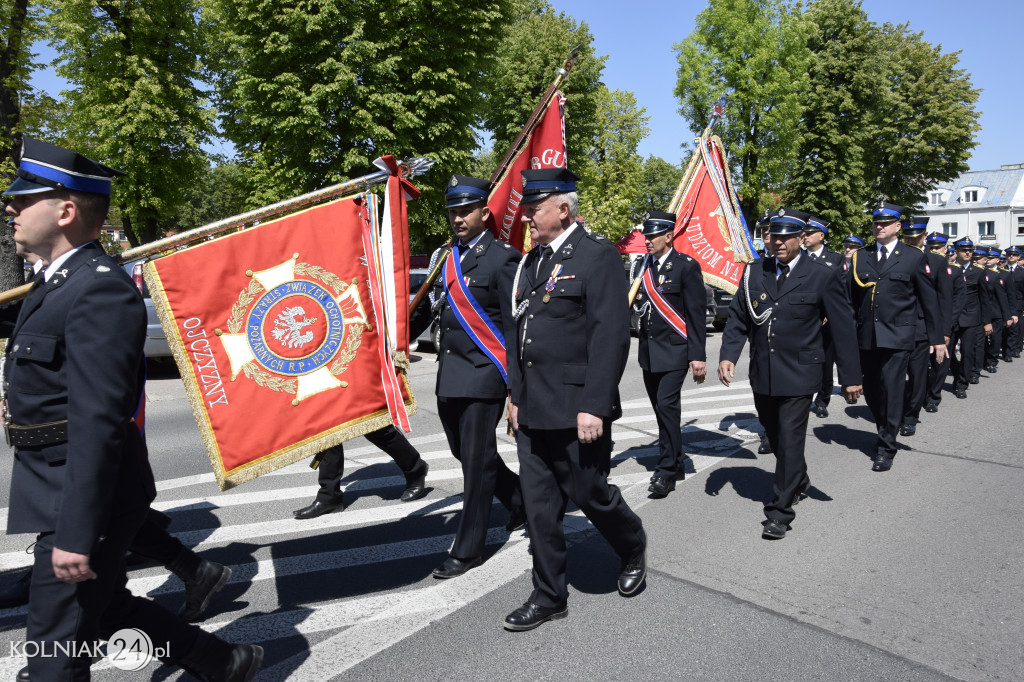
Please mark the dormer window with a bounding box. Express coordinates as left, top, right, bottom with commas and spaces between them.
929, 192, 944, 205
963, 190, 978, 203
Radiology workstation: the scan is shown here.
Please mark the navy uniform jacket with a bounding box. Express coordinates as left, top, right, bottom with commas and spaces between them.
507, 225, 628, 430
435, 230, 521, 399
850, 242, 943, 350
1000, 267, 1021, 315
957, 262, 992, 328
631, 249, 707, 373
946, 262, 966, 332
4, 242, 155, 554
808, 247, 844, 268
720, 256, 861, 396
987, 267, 1011, 322
1010, 265, 1024, 315
914, 249, 953, 341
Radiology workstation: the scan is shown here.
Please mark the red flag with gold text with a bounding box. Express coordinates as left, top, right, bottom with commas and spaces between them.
145, 194, 414, 490
487, 92, 567, 251
671, 134, 755, 293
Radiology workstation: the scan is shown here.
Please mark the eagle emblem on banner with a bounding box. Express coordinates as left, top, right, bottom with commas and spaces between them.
216, 254, 369, 405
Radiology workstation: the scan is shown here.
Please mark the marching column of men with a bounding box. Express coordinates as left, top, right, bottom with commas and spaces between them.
799, 216, 844, 420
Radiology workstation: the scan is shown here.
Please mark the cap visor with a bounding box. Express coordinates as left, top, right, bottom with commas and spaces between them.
2, 176, 54, 196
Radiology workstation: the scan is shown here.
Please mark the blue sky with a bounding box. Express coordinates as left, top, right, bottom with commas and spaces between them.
28, 1, 1019, 173
551, 0, 1022, 172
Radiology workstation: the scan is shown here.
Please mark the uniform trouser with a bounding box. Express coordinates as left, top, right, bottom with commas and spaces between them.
517, 424, 645, 608
926, 337, 953, 406
985, 322, 1004, 368
27, 512, 230, 680
315, 426, 425, 503
902, 338, 930, 425
972, 324, 988, 377
814, 325, 836, 409
641, 368, 688, 478
130, 509, 186, 567
860, 347, 910, 458
1012, 316, 1024, 354
951, 324, 980, 389
753, 392, 811, 525
437, 397, 523, 560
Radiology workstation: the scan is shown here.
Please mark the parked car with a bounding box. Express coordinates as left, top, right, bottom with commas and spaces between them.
711, 286, 733, 331
408, 267, 439, 352
122, 259, 173, 359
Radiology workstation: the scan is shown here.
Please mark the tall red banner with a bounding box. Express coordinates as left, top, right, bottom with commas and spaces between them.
671, 135, 755, 294
487, 92, 567, 251
145, 195, 414, 490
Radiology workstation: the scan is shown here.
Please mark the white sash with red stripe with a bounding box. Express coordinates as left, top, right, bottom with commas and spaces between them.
443, 246, 508, 382
640, 258, 688, 339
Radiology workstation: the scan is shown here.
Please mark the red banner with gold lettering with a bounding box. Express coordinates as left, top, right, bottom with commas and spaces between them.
487, 92, 567, 251
144, 194, 415, 490
671, 134, 755, 294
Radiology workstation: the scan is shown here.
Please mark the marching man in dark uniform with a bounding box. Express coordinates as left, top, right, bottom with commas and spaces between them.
1006, 246, 1024, 358
630, 210, 707, 497
899, 217, 952, 435
842, 234, 865, 266
849, 200, 944, 472
430, 175, 525, 579
2, 138, 261, 681
981, 246, 1012, 374
994, 248, 1020, 364
718, 208, 862, 539
949, 238, 992, 398
923, 232, 965, 413
801, 216, 844, 419
504, 168, 646, 631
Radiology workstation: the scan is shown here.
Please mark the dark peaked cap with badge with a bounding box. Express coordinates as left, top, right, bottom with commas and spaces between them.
872, 200, 907, 223
640, 211, 676, 237
445, 174, 491, 208
768, 207, 811, 235
804, 215, 829, 234
902, 216, 930, 237
520, 168, 579, 204
3, 136, 124, 196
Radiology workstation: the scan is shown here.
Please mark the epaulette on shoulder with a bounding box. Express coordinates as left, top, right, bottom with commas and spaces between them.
950, 262, 963, 269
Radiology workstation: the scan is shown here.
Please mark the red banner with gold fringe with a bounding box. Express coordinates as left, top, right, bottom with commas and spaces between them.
145, 193, 414, 490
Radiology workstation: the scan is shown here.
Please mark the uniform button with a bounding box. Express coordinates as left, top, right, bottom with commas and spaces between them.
527, 361, 533, 367
12, 345, 18, 351
770, 349, 775, 353
445, 327, 450, 332
526, 339, 532, 344
25, 348, 31, 355
531, 291, 536, 297
445, 349, 450, 354
528, 314, 534, 320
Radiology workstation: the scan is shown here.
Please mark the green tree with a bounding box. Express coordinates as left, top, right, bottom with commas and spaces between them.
635, 155, 684, 220
866, 21, 980, 210
162, 161, 253, 235
482, 0, 605, 185
1, 0, 45, 290
206, 0, 513, 246
575, 86, 649, 240
674, 0, 810, 223
47, 0, 215, 245
789, 0, 882, 243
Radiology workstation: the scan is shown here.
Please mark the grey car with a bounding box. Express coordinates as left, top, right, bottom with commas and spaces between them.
122, 259, 173, 359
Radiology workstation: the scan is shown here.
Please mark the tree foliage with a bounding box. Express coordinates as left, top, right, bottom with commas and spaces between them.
635, 155, 685, 221
674, 0, 810, 224
47, 0, 215, 246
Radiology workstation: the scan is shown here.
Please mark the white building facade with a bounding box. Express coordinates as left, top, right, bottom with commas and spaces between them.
921, 164, 1024, 250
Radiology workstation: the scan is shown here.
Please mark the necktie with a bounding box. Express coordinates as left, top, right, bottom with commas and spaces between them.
777, 263, 790, 288
878, 246, 888, 266
536, 245, 553, 277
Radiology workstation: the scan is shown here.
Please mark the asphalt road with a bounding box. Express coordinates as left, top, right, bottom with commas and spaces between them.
0, 329, 1021, 681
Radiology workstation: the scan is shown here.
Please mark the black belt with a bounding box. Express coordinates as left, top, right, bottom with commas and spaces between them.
5, 420, 69, 448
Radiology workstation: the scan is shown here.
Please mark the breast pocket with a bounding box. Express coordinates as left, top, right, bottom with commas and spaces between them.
8, 333, 63, 395
788, 292, 819, 318
546, 279, 584, 319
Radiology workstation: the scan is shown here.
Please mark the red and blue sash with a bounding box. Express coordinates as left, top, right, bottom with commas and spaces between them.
443, 246, 508, 382
641, 258, 688, 340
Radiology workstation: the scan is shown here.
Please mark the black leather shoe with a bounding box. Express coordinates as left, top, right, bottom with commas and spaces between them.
985, 365, 997, 373
969, 376, 980, 384
899, 423, 916, 437
811, 404, 828, 418
505, 507, 527, 532
762, 519, 787, 539
401, 461, 429, 502
757, 435, 773, 454
177, 560, 232, 622
617, 537, 647, 596
1002, 354, 1013, 363
223, 644, 263, 682
648, 475, 675, 497
503, 601, 568, 631
293, 499, 344, 519
872, 455, 893, 472
432, 556, 481, 579
792, 479, 811, 506
0, 567, 32, 609
954, 389, 967, 399
924, 403, 938, 413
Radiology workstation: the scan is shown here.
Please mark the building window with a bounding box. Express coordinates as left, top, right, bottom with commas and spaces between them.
942, 222, 958, 237
1017, 217, 1024, 235
929, 192, 944, 205
963, 190, 978, 203
978, 221, 995, 236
